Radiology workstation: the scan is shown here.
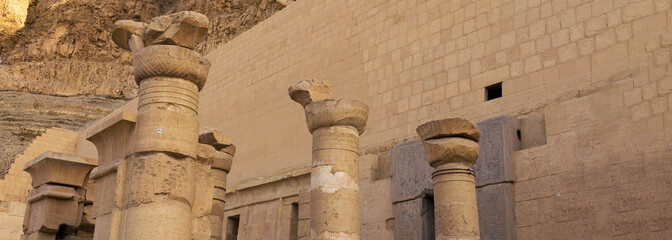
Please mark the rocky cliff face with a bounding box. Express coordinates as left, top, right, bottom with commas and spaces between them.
0, 0, 292, 178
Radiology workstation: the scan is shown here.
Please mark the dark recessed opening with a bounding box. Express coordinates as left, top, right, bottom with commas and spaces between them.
226, 215, 240, 240
290, 203, 299, 240
485, 82, 503, 101
516, 129, 522, 141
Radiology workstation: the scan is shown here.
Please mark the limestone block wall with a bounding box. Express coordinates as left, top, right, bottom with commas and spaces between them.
198, 0, 672, 239
0, 128, 79, 202
0, 127, 80, 240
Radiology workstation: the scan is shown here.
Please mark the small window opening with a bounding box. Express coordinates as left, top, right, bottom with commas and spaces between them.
485, 82, 503, 101
290, 203, 299, 240
226, 215, 240, 240
516, 129, 522, 141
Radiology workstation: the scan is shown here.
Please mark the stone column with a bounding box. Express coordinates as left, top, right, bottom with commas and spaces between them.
111, 11, 210, 240
198, 129, 235, 240
289, 80, 369, 240
416, 119, 482, 240
86, 111, 136, 240
22, 152, 96, 240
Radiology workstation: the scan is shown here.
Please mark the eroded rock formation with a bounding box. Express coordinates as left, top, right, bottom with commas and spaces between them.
0, 0, 291, 179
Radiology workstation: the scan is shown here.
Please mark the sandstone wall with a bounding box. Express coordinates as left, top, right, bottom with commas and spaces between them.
198, 0, 672, 239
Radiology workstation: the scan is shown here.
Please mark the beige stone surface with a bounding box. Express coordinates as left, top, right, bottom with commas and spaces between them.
290, 80, 369, 240
4, 0, 672, 239
418, 119, 481, 240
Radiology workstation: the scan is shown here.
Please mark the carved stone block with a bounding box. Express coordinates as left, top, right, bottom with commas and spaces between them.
477, 183, 516, 240
390, 139, 433, 203
474, 115, 520, 187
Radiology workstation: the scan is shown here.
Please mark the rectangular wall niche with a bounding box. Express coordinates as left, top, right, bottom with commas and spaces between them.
485, 82, 503, 101
226, 215, 240, 240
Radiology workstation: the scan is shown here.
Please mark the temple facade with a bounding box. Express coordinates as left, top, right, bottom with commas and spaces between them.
2, 0, 672, 239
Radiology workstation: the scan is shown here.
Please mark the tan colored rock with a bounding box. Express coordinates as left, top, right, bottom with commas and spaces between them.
417, 118, 481, 240
111, 20, 147, 52
290, 80, 369, 240
288, 79, 333, 107
416, 118, 481, 142
304, 99, 369, 135
199, 129, 234, 151
22, 152, 95, 239
114, 12, 212, 240
133, 46, 210, 90
144, 11, 209, 50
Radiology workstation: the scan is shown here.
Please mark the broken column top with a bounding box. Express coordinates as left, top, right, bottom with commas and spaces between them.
198, 128, 235, 155
304, 99, 369, 134
416, 118, 481, 169
288, 79, 333, 107
23, 151, 97, 188
112, 11, 209, 51
416, 118, 481, 142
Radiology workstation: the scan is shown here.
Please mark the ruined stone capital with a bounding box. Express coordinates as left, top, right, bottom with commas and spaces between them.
289, 79, 333, 107
22, 152, 96, 239
416, 118, 480, 169
304, 99, 369, 135
112, 11, 211, 91
417, 118, 481, 240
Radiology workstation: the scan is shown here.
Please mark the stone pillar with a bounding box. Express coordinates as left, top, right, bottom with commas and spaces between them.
22, 152, 96, 240
416, 119, 482, 240
86, 111, 136, 240
198, 129, 235, 240
289, 80, 369, 240
111, 11, 210, 240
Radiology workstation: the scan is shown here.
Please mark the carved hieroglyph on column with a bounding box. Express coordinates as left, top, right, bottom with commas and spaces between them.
22, 152, 96, 240
416, 119, 482, 240
289, 80, 369, 240
198, 129, 235, 240
111, 11, 210, 240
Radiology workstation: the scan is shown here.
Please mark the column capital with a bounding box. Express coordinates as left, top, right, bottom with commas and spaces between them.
416, 118, 481, 169
305, 99, 369, 135
23, 152, 96, 188
288, 79, 333, 107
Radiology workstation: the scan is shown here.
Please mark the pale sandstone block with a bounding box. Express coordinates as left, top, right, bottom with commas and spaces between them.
654, 48, 671, 65
560, 9, 576, 29
144, 11, 209, 49
578, 37, 595, 56
558, 42, 578, 62
642, 82, 658, 101
624, 88, 644, 107
595, 30, 615, 50
623, 0, 654, 22
551, 28, 570, 48
651, 97, 668, 114
631, 101, 653, 121
524, 55, 542, 73
585, 15, 607, 37
615, 24, 633, 41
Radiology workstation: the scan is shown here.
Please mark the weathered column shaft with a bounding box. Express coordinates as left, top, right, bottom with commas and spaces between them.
432, 165, 479, 239
310, 125, 360, 239
289, 79, 369, 240
120, 77, 199, 239
417, 119, 482, 240
111, 11, 211, 240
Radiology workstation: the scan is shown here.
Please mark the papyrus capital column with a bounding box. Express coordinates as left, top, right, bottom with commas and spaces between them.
289, 80, 369, 240
416, 119, 481, 240
22, 152, 96, 240
111, 11, 210, 240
